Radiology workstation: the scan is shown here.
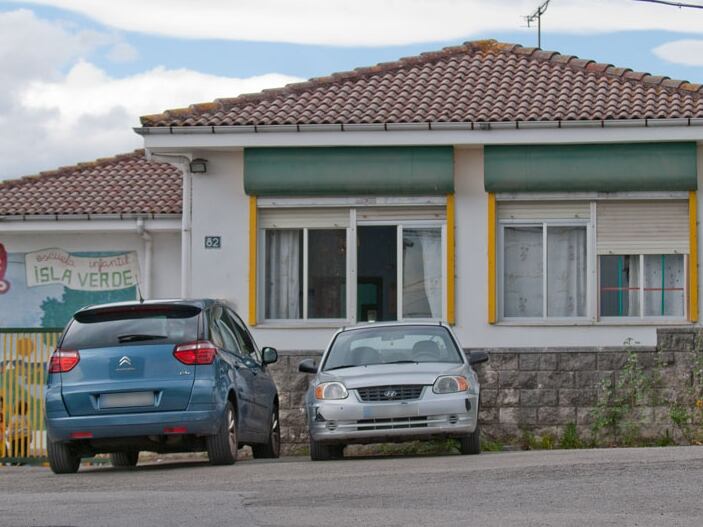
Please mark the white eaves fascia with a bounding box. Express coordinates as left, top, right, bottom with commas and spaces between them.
0, 216, 182, 233
138, 119, 703, 151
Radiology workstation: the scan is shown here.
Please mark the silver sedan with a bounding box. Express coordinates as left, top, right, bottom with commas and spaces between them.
298, 323, 488, 460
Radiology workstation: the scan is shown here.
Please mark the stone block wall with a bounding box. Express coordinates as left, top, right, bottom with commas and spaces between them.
268, 328, 702, 453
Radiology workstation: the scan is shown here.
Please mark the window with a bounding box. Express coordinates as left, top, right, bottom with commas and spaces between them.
600, 254, 685, 318
258, 201, 447, 324
264, 228, 346, 320
501, 224, 587, 319
497, 197, 690, 323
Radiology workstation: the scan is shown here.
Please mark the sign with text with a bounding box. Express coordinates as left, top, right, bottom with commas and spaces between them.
25, 249, 140, 291
204, 236, 221, 249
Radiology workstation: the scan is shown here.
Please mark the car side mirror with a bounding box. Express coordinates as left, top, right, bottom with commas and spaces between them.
262, 347, 278, 365
468, 351, 489, 366
298, 358, 318, 374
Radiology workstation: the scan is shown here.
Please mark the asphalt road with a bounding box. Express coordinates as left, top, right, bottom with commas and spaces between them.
1, 446, 702, 526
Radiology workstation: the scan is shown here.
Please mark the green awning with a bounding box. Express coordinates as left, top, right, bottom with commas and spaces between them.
484, 143, 697, 193
244, 146, 454, 196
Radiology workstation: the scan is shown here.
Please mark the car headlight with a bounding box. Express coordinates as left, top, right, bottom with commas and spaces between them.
314, 381, 349, 400
432, 375, 469, 394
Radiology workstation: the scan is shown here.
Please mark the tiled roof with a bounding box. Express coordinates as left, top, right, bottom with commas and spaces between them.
141, 40, 703, 128
0, 150, 181, 216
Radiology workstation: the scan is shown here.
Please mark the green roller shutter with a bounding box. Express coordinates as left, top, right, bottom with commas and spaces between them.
484, 143, 697, 193
244, 146, 454, 196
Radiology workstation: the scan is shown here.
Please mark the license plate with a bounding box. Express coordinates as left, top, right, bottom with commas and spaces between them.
101, 392, 154, 409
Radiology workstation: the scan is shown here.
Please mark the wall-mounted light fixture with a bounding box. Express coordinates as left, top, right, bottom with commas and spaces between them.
189, 158, 208, 174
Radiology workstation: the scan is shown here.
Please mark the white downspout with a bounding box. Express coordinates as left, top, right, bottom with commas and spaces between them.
145, 152, 192, 299
181, 167, 192, 298
136, 217, 152, 299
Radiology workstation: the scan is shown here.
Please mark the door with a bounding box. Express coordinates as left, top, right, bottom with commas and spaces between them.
229, 310, 275, 434
209, 305, 258, 436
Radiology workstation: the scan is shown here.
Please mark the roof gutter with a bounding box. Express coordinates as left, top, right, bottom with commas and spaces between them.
135, 118, 703, 135
136, 118, 703, 150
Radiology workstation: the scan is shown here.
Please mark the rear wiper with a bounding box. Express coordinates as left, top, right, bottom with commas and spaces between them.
117, 334, 168, 343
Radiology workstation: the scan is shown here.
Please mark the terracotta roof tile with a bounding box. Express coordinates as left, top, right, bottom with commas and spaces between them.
140, 39, 703, 128
0, 150, 181, 217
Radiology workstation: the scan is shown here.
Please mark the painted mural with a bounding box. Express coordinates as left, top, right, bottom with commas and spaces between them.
0, 243, 138, 329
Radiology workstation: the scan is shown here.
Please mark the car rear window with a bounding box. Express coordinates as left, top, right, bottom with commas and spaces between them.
62, 305, 200, 349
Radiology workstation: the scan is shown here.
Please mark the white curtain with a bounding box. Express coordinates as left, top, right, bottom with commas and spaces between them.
546, 227, 587, 317
503, 226, 543, 317
265, 230, 301, 319
419, 229, 442, 318
402, 228, 442, 318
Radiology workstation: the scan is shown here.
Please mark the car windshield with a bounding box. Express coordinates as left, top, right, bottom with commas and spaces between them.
62, 305, 200, 349
322, 326, 463, 371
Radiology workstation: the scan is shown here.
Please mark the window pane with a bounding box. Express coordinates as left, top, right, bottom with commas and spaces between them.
308, 229, 346, 319
643, 254, 685, 317
265, 229, 303, 319
402, 228, 442, 318
547, 226, 587, 317
599, 255, 640, 317
504, 226, 543, 317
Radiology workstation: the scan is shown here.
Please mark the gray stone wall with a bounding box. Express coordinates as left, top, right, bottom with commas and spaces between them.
268, 328, 702, 453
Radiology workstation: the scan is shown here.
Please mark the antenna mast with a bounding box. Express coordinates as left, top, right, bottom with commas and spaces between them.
525, 0, 552, 48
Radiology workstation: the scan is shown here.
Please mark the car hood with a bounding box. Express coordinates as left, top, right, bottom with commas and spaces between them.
317, 362, 467, 389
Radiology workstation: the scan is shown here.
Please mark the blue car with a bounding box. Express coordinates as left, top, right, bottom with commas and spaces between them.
45, 299, 280, 473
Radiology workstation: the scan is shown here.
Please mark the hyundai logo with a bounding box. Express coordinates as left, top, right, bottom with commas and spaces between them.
117, 356, 135, 370
384, 389, 398, 399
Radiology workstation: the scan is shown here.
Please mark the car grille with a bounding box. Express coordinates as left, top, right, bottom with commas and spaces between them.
356, 385, 425, 402
356, 417, 428, 431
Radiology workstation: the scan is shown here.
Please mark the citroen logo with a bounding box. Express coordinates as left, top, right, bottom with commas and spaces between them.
384, 389, 398, 399
116, 356, 134, 370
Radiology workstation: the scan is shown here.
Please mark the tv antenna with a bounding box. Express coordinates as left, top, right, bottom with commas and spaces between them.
633, 0, 703, 8
525, 0, 552, 48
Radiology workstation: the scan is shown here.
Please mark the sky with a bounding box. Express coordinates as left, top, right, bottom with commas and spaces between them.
1, 0, 703, 180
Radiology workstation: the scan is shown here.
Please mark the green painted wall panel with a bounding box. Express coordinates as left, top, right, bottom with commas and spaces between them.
484, 143, 697, 192
244, 146, 454, 196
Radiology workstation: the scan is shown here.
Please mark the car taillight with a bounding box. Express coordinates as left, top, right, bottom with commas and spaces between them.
48, 349, 80, 373
173, 341, 217, 365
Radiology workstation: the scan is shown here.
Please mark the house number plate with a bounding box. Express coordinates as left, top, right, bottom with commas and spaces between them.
204, 236, 222, 249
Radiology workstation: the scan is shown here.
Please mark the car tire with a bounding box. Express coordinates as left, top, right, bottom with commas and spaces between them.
309, 440, 343, 461
458, 421, 481, 455
47, 440, 81, 474
207, 401, 238, 465
252, 406, 281, 459
110, 451, 139, 468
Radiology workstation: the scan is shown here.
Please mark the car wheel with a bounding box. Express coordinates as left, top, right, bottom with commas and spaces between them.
47, 440, 81, 474
207, 401, 238, 465
458, 421, 481, 455
110, 451, 139, 468
252, 406, 281, 459
309, 439, 344, 461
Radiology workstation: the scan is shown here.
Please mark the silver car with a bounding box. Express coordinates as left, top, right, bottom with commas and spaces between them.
299, 322, 488, 461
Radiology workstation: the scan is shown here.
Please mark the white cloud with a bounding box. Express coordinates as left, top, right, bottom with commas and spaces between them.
22, 60, 301, 133
653, 39, 703, 66
0, 9, 303, 180
10, 0, 703, 46
106, 41, 139, 63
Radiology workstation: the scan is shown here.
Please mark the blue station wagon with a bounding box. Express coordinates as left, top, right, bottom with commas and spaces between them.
44, 299, 280, 473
